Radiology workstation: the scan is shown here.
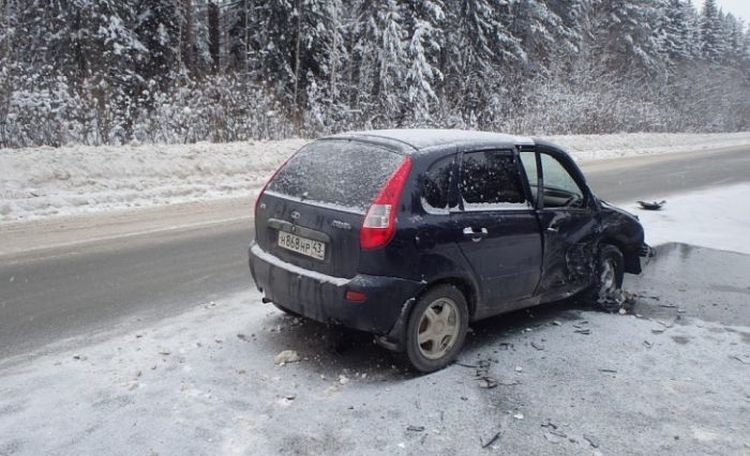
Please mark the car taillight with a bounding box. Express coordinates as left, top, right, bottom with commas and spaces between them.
360, 156, 412, 250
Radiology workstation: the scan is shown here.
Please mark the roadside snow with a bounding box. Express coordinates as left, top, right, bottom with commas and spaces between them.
622, 183, 750, 255
1, 132, 749, 223
545, 132, 750, 162
0, 139, 307, 222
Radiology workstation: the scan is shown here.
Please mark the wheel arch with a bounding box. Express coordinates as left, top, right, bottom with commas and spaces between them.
598, 236, 640, 274
416, 276, 479, 320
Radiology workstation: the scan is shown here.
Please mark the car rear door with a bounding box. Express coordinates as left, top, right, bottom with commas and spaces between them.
519, 147, 598, 295
255, 139, 406, 279
455, 149, 543, 311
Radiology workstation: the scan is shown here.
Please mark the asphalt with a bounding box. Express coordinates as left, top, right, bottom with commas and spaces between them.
1, 146, 749, 360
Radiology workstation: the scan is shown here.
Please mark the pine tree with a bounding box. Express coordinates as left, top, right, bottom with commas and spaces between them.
207, 1, 220, 74
190, 0, 214, 76
507, 0, 566, 71
589, 0, 665, 78
440, 0, 523, 123
400, 0, 444, 123
134, 0, 182, 88
723, 14, 746, 65
700, 0, 724, 62
661, 0, 692, 64
544, 0, 586, 61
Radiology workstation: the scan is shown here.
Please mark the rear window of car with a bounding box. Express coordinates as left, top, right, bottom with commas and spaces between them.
267, 140, 405, 212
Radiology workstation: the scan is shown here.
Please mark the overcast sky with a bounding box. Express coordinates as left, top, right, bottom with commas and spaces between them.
693, 0, 750, 23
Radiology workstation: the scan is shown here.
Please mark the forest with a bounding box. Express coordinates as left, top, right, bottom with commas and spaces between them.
0, 0, 749, 148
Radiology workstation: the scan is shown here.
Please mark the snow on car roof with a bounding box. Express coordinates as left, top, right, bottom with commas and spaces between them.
325, 129, 535, 153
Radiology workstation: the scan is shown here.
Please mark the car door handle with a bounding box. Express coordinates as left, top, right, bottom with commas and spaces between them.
546, 226, 559, 233
463, 227, 488, 242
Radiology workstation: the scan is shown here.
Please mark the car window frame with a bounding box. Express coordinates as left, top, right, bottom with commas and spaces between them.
533, 148, 591, 212
455, 147, 534, 213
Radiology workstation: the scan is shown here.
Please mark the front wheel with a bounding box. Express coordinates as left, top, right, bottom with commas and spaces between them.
405, 284, 469, 373
580, 244, 625, 312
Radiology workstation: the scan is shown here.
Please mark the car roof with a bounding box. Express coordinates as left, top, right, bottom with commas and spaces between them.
323, 129, 536, 155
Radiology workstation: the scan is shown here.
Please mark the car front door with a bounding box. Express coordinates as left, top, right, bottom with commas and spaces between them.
520, 147, 598, 297
455, 149, 543, 314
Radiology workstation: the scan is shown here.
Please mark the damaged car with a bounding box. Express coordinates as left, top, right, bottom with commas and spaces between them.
248, 129, 649, 372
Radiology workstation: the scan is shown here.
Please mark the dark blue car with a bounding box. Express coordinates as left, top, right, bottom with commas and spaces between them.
249, 129, 647, 372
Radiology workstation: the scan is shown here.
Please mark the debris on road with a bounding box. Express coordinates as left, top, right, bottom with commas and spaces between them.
574, 328, 591, 335
729, 355, 749, 365
531, 341, 545, 351
544, 431, 566, 444
478, 377, 498, 389
643, 340, 653, 349
481, 430, 502, 449
541, 419, 558, 430
274, 350, 300, 365
406, 425, 425, 432
598, 368, 617, 374
583, 434, 601, 448
637, 200, 666, 210
657, 318, 676, 329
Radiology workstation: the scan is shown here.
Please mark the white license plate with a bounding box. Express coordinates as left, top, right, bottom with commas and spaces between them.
277, 231, 326, 260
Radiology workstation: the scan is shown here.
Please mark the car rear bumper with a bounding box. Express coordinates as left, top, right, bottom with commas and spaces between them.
248, 243, 422, 341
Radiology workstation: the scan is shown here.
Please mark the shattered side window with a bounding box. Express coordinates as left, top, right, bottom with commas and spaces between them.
421, 155, 456, 213
459, 150, 528, 210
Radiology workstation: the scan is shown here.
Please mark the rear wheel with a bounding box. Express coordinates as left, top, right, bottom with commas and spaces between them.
581, 244, 625, 312
405, 284, 469, 373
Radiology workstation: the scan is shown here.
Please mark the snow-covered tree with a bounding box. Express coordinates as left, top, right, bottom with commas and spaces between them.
660, 0, 693, 64
2, 0, 750, 147
589, 0, 666, 78
700, 0, 724, 62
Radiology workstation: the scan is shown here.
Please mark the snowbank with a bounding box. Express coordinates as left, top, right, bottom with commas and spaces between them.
1, 133, 749, 222
0, 139, 307, 222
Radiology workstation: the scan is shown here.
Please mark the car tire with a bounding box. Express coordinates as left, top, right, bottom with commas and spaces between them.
581, 244, 625, 312
405, 284, 469, 373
